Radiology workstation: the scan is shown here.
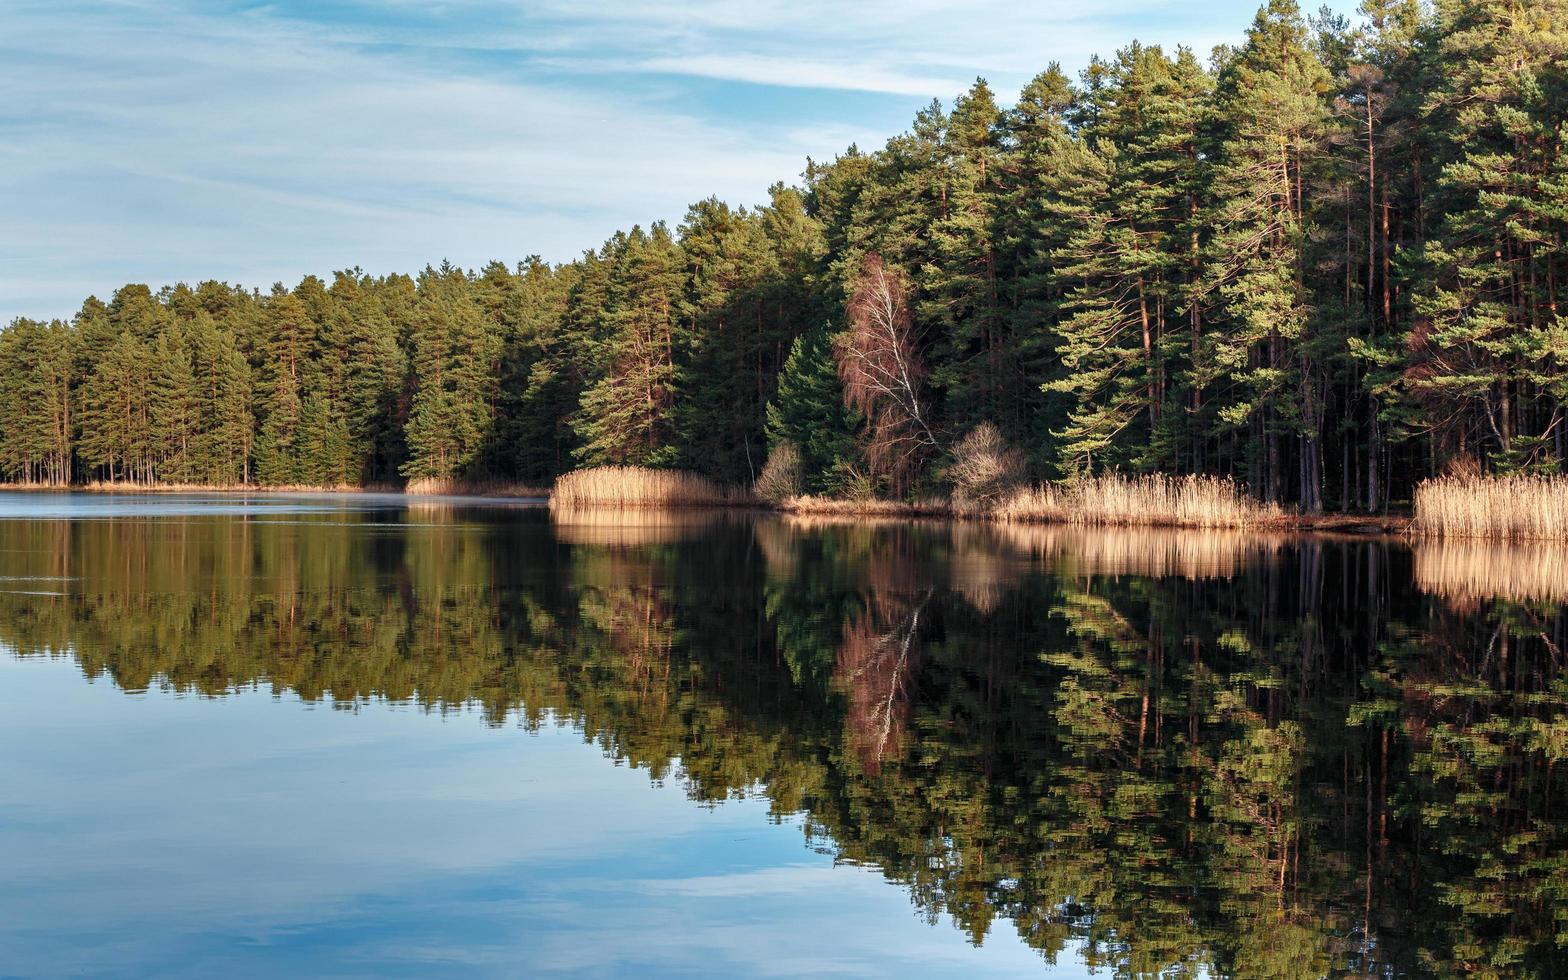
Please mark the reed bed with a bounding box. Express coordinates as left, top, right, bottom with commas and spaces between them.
1413, 474, 1568, 540
549, 466, 748, 509
779, 495, 955, 518
994, 474, 1284, 529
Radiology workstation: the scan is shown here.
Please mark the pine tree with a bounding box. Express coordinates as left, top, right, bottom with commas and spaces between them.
996, 64, 1096, 470
253, 286, 314, 485
1201, 0, 1337, 506
573, 225, 687, 467
0, 319, 74, 484
149, 326, 199, 482
1046, 45, 1213, 476
765, 328, 860, 493
186, 312, 253, 484
402, 264, 503, 480
924, 79, 1011, 439
1403, 0, 1568, 473
78, 330, 152, 482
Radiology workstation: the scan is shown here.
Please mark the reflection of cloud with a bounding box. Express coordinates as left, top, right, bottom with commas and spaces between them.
0, 656, 1053, 978
636, 863, 844, 897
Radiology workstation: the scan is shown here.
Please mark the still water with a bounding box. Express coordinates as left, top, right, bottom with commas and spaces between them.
1, 493, 1565, 978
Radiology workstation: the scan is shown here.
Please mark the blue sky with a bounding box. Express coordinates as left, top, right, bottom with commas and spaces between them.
3, 0, 1356, 321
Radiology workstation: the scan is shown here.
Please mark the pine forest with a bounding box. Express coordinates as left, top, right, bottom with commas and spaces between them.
5, 0, 1567, 512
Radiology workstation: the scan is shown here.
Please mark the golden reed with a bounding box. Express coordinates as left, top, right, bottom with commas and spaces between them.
549, 466, 747, 509
1413, 474, 1568, 540
992, 474, 1284, 529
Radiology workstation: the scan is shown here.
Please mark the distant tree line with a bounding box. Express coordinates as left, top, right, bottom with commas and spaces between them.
4, 0, 1566, 507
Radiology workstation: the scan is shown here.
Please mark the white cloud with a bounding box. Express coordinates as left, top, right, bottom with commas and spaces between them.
0, 0, 1361, 320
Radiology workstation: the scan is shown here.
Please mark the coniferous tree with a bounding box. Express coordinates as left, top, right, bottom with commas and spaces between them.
402, 264, 504, 480
78, 331, 152, 482
573, 225, 686, 468
766, 328, 860, 493
1201, 0, 1337, 506
149, 326, 199, 482
0, 318, 74, 484
1402, 0, 1568, 473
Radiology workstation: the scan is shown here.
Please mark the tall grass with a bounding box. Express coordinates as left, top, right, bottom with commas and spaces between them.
994, 474, 1283, 529
775, 474, 1279, 528
549, 466, 747, 509
1413, 474, 1568, 540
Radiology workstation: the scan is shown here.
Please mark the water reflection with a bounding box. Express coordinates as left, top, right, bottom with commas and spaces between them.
1413, 537, 1568, 605
1, 507, 1565, 977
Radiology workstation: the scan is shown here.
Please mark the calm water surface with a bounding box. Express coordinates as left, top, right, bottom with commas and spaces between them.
2, 493, 1565, 978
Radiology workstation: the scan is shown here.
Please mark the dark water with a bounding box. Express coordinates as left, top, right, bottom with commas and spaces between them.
2, 494, 1566, 978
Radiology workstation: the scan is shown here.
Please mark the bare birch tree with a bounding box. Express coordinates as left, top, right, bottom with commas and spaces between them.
836, 253, 937, 496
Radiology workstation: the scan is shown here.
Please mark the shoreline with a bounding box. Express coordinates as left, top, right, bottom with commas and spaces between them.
0, 481, 551, 499
0, 482, 1412, 535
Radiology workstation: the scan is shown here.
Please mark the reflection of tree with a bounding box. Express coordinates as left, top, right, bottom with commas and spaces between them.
837, 589, 930, 776
2, 514, 1566, 976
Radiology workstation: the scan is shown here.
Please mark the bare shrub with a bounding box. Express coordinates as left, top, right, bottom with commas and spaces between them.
754, 442, 802, 503
947, 423, 1024, 507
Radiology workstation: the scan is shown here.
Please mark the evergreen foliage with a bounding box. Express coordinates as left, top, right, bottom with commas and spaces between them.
3, 0, 1564, 502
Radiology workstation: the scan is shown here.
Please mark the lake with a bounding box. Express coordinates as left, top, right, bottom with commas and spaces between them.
1, 493, 1564, 978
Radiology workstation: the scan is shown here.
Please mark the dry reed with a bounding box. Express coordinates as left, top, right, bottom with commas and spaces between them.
1412, 474, 1568, 540
549, 466, 747, 509
994, 474, 1283, 529
779, 495, 954, 518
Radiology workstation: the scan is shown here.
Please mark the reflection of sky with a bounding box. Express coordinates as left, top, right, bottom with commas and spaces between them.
0, 492, 545, 520
0, 655, 1087, 978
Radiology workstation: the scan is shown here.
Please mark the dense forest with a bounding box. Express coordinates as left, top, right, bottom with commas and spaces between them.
4, 511, 1566, 974
4, 0, 1567, 508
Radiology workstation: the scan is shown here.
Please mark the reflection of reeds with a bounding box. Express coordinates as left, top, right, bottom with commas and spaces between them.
1413, 539, 1568, 604
550, 466, 748, 509
989, 523, 1285, 580
1413, 475, 1568, 540
780, 496, 953, 517
837, 593, 928, 776
994, 474, 1285, 529
760, 517, 1282, 617
550, 506, 723, 546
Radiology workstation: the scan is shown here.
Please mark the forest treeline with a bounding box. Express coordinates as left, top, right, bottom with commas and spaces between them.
5, 0, 1567, 508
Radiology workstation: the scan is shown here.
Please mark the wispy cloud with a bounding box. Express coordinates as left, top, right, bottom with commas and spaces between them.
0, 0, 1356, 320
